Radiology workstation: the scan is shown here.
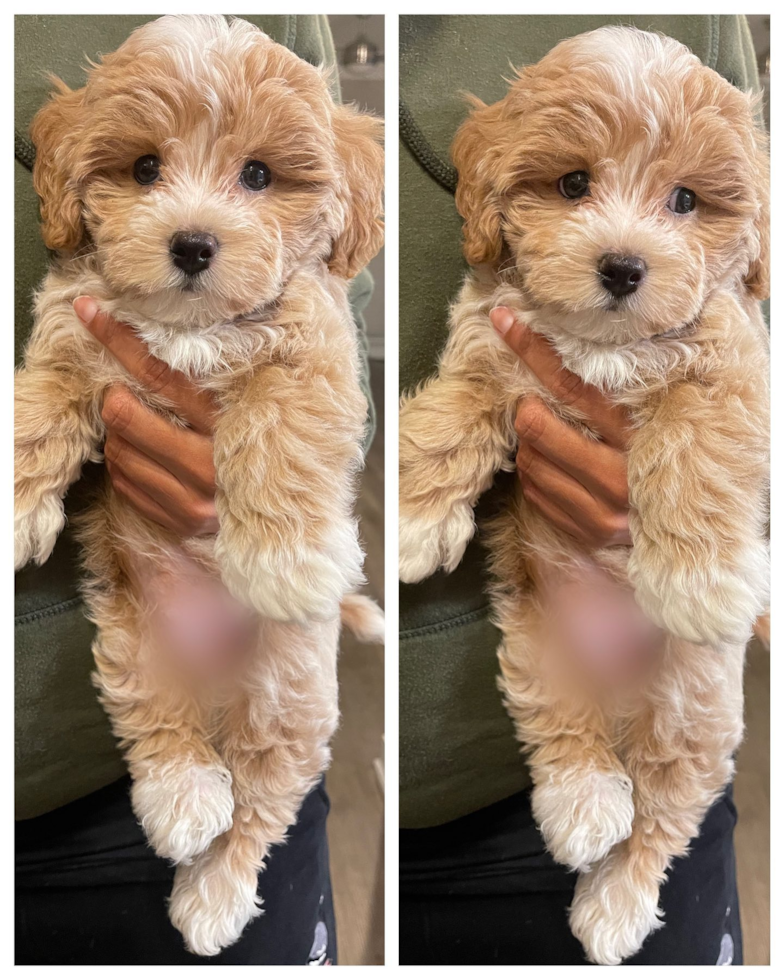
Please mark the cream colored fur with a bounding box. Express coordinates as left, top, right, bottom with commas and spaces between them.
400, 27, 768, 964
15, 15, 384, 957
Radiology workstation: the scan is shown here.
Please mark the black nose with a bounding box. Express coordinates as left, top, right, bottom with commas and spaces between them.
170, 232, 218, 276
598, 254, 646, 298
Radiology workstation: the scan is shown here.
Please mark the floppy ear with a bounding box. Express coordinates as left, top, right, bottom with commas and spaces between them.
29, 78, 86, 252
744, 134, 770, 300
452, 98, 505, 267
328, 104, 385, 280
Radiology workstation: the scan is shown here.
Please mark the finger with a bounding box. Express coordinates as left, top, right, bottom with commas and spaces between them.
517, 444, 631, 546
515, 397, 629, 508
104, 433, 214, 529
491, 307, 631, 449
519, 477, 595, 546
74, 297, 217, 434
102, 386, 216, 495
517, 442, 598, 512
106, 461, 185, 535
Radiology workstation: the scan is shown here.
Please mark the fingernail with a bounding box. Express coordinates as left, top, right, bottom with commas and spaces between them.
73, 296, 98, 325
490, 306, 515, 337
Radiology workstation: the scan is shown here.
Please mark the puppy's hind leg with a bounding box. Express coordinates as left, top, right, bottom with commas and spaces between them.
569, 638, 744, 965
169, 618, 340, 957
498, 600, 634, 874
90, 582, 234, 866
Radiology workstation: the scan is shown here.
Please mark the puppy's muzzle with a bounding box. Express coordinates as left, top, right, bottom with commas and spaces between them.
598, 254, 646, 299
170, 232, 218, 277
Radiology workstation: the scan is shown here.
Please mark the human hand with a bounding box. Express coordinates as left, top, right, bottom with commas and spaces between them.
491, 307, 633, 548
74, 297, 219, 537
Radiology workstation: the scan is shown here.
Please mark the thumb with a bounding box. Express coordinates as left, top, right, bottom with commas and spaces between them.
490, 306, 532, 358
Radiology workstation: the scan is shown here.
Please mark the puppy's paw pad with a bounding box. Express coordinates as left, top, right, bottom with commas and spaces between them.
570, 862, 662, 965
133, 764, 234, 865
533, 769, 634, 872
170, 859, 261, 957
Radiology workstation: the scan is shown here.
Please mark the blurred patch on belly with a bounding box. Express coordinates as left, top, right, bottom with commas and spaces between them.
134, 548, 257, 679
538, 559, 664, 687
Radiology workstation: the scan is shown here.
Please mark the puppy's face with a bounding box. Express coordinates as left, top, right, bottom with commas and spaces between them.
31, 16, 384, 327
453, 28, 769, 343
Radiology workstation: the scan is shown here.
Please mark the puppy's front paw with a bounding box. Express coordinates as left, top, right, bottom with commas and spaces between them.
132, 762, 234, 865
532, 767, 634, 873
570, 853, 663, 965
629, 545, 767, 647
169, 848, 261, 957
14, 493, 65, 570
217, 519, 364, 623
399, 503, 474, 584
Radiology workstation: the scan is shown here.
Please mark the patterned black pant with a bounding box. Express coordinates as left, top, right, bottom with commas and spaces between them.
401, 785, 742, 965
16, 775, 337, 965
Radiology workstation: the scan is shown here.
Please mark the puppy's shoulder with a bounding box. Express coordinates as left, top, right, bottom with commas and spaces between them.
25, 259, 108, 365
444, 270, 525, 367
276, 266, 359, 346
693, 288, 769, 377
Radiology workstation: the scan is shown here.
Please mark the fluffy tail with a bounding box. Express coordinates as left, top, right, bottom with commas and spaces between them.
753, 611, 770, 650
340, 594, 385, 645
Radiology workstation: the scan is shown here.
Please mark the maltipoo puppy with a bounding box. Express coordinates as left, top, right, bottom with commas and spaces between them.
400, 27, 768, 964
16, 15, 384, 956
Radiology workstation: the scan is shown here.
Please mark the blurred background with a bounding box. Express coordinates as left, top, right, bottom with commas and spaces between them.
734, 13, 770, 967
325, 13, 385, 966
331, 15, 385, 360
747, 15, 770, 129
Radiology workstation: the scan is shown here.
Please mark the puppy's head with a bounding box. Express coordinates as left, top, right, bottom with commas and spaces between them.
31, 15, 384, 327
452, 27, 768, 343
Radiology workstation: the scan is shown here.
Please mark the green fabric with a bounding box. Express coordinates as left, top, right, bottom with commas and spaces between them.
15, 14, 373, 821
399, 15, 760, 828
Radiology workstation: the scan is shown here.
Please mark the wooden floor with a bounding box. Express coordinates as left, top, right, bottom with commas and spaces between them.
735, 638, 770, 964
326, 359, 385, 965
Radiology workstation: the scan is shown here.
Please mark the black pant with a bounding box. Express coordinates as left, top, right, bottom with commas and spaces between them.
16, 775, 337, 965
400, 785, 742, 965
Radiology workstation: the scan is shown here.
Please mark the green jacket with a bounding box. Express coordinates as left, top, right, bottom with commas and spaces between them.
15, 14, 374, 820
399, 14, 760, 829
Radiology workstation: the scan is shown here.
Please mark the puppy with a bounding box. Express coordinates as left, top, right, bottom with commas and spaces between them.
399, 27, 768, 964
15, 15, 384, 956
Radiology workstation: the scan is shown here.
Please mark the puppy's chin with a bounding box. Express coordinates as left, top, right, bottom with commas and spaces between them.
104, 272, 280, 330
530, 299, 697, 347
519, 266, 705, 346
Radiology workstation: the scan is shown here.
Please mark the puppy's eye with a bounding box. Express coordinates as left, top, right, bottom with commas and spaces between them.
133, 155, 161, 185
667, 187, 697, 214
240, 160, 272, 191
558, 171, 590, 199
